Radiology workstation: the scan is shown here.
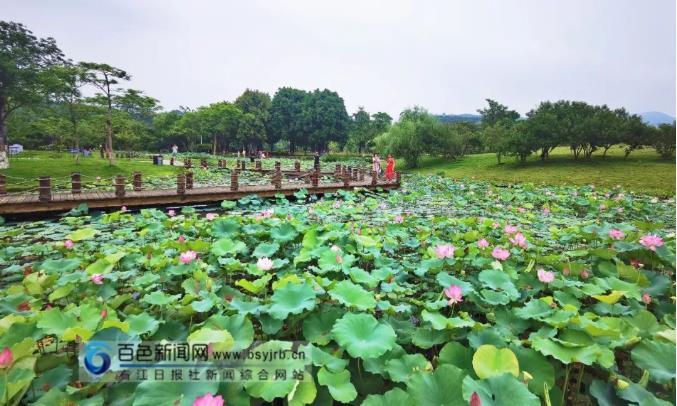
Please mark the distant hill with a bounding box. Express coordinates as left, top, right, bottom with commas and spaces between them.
640, 111, 675, 126
435, 114, 482, 123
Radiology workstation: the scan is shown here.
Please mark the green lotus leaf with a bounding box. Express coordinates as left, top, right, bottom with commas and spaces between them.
142, 292, 181, 306
271, 223, 299, 243
438, 342, 473, 372
211, 218, 240, 237
37, 308, 76, 337
421, 310, 475, 330
85, 258, 114, 275
303, 344, 349, 372
302, 306, 343, 345
472, 345, 520, 379
630, 339, 676, 383
187, 327, 233, 352
66, 228, 98, 242
511, 346, 555, 396
530, 336, 615, 368
317, 367, 357, 403
253, 242, 280, 258
288, 372, 317, 406
268, 283, 317, 320
190, 297, 215, 312
385, 353, 430, 383
132, 380, 219, 406
328, 280, 376, 310
362, 388, 415, 406
127, 313, 161, 336
204, 314, 254, 351
40, 259, 81, 273
210, 238, 246, 257
331, 313, 396, 359
406, 364, 467, 406
461, 373, 540, 406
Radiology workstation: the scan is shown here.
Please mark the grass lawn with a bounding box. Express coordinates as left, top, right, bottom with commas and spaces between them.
1, 151, 181, 192
411, 146, 675, 196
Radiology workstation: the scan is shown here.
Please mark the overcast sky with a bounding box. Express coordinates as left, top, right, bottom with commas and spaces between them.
4, 0, 676, 118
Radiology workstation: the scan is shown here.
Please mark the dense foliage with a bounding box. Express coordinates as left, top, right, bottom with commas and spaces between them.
0, 174, 674, 405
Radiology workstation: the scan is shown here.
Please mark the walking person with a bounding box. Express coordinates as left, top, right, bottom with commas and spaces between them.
314, 151, 320, 170
171, 144, 178, 157
385, 154, 396, 181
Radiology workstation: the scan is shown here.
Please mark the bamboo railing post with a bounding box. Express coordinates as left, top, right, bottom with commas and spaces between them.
230, 169, 239, 191
311, 167, 319, 188
170, 156, 175, 166
294, 161, 301, 172
186, 171, 194, 189
273, 161, 282, 189
241, 160, 246, 171
200, 158, 208, 169
342, 169, 350, 187
352, 168, 358, 181
115, 176, 126, 198
38, 177, 52, 202
359, 168, 365, 181
396, 172, 401, 184
185, 158, 192, 168
371, 171, 378, 186
71, 172, 81, 194
255, 160, 262, 171
0, 174, 5, 196
177, 173, 186, 195
133, 172, 142, 191
335, 164, 341, 176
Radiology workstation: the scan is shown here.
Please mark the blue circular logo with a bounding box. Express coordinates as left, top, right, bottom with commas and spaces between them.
83, 341, 112, 375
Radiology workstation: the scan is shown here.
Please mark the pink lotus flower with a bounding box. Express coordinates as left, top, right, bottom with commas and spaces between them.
642, 293, 651, 305
91, 274, 104, 285
537, 268, 555, 283
477, 239, 490, 249
256, 209, 274, 220
330, 245, 341, 252
64, 239, 74, 249
444, 285, 463, 305
608, 229, 625, 240
542, 207, 551, 215
177, 235, 186, 243
121, 206, 128, 212
504, 225, 518, 235
379, 203, 387, 210
333, 201, 341, 209
630, 259, 644, 268
168, 209, 176, 217
257, 257, 274, 271
470, 392, 481, 406
617, 207, 624, 213
0, 347, 12, 369
639, 234, 664, 251
435, 244, 456, 259
335, 255, 343, 264
180, 250, 197, 264
394, 215, 404, 223
492, 222, 500, 229
562, 268, 570, 276
599, 204, 606, 211
604, 193, 610, 198
308, 207, 315, 215
205, 213, 217, 221
101, 309, 108, 318
491, 247, 510, 261
193, 393, 224, 406
517, 207, 526, 213
509, 232, 528, 249
580, 269, 589, 279
287, 214, 293, 221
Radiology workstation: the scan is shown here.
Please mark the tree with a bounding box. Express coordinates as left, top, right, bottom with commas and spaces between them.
480, 123, 512, 164
51, 63, 88, 149
235, 89, 271, 150
477, 99, 520, 126
620, 114, 652, 158
113, 89, 161, 124
269, 87, 308, 153
371, 112, 392, 136
348, 107, 372, 153
301, 89, 350, 152
375, 106, 436, 168
653, 122, 676, 159
0, 21, 65, 168
79, 62, 130, 164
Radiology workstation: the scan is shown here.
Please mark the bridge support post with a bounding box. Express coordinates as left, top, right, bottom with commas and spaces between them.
294, 161, 301, 172
0, 174, 6, 196
352, 168, 358, 181
396, 172, 401, 184
273, 161, 282, 189
186, 171, 194, 189
177, 174, 186, 196
71, 173, 81, 194
230, 169, 239, 191
133, 172, 142, 191
335, 164, 341, 176
38, 177, 52, 202
342, 169, 350, 187
359, 169, 365, 181
241, 160, 246, 171
115, 176, 126, 198
311, 167, 320, 188
371, 171, 378, 186
185, 158, 192, 168
255, 160, 262, 171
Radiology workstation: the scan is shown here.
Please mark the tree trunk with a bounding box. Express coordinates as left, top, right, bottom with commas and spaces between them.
212, 135, 217, 155
0, 96, 8, 169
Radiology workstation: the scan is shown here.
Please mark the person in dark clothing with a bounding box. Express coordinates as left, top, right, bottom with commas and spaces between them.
314, 151, 320, 169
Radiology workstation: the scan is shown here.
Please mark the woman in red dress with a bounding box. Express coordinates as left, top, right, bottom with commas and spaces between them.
385, 154, 395, 181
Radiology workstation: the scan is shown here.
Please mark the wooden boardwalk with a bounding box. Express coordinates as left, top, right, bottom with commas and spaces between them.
0, 177, 399, 215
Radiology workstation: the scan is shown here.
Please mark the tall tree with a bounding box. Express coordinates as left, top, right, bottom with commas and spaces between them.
52, 63, 87, 149
79, 62, 130, 164
477, 99, 520, 126
0, 21, 64, 168
234, 89, 271, 151
348, 107, 372, 154
269, 87, 308, 153
302, 89, 350, 152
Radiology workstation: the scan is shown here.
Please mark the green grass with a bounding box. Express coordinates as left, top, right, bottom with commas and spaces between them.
1, 151, 181, 192
411, 146, 675, 196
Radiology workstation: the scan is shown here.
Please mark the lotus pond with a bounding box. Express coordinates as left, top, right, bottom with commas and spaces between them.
0, 175, 675, 405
